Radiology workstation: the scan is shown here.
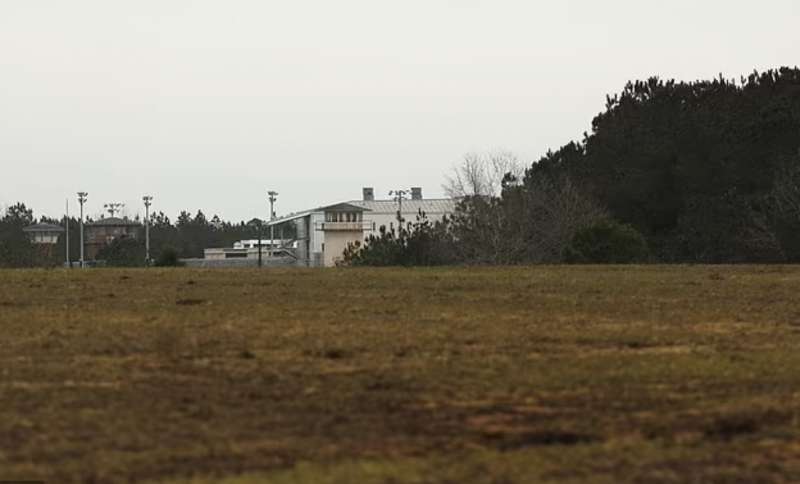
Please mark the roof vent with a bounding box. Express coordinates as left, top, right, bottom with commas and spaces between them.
363, 187, 375, 201
411, 187, 423, 200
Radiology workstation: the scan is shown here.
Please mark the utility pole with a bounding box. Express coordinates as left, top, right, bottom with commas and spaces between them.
65, 199, 70, 268
389, 189, 408, 237
143, 196, 153, 265
268, 190, 278, 257
77, 192, 88, 268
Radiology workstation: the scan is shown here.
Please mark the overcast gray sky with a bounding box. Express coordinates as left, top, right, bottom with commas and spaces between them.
1, 0, 798, 222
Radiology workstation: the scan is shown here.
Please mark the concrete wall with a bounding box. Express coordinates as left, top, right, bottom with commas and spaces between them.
309, 212, 325, 254
181, 257, 296, 268
363, 211, 449, 238
323, 230, 362, 267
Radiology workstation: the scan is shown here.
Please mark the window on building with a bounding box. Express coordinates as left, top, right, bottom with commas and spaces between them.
225, 252, 248, 259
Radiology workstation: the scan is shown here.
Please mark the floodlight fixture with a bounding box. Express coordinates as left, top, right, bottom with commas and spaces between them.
267, 190, 279, 258
103, 202, 124, 218
389, 189, 410, 228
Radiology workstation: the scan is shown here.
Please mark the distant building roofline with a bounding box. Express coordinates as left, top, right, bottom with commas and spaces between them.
23, 223, 65, 233
87, 217, 141, 227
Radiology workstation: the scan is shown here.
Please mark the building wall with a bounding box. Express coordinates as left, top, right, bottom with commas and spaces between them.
274, 199, 456, 268
309, 212, 325, 254
182, 257, 295, 268
203, 249, 228, 260
86, 226, 139, 259
323, 230, 362, 267
30, 233, 60, 244
309, 212, 325, 267
350, 199, 456, 239
362, 211, 449, 238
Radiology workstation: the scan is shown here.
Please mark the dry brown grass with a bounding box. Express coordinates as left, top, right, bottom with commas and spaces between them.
2, 266, 800, 483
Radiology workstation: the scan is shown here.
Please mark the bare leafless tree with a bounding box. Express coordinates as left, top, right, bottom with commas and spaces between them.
519, 175, 608, 263
443, 150, 524, 198
447, 173, 607, 265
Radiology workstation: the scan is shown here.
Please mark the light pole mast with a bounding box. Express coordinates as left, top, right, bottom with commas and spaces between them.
143, 196, 153, 265
258, 220, 263, 268
65, 199, 70, 267
389, 189, 408, 237
77, 192, 88, 268
268, 190, 278, 257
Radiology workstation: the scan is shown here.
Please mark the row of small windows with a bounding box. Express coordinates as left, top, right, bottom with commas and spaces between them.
325, 212, 363, 223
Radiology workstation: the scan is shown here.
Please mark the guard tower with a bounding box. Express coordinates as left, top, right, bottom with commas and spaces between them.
315, 203, 372, 267
23, 223, 65, 260
23, 223, 64, 245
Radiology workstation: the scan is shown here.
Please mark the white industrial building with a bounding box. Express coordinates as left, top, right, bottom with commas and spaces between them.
266, 187, 457, 267
203, 240, 292, 261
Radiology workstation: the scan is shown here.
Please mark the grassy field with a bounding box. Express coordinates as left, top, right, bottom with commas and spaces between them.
2, 266, 800, 483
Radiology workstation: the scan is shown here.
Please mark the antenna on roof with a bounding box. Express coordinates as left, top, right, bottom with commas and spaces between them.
103, 203, 124, 218
389, 189, 410, 234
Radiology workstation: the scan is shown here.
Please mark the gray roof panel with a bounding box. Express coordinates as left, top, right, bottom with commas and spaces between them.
87, 217, 141, 227
348, 199, 457, 214
23, 223, 65, 233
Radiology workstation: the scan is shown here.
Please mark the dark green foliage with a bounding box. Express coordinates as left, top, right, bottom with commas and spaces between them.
564, 220, 650, 264
0, 203, 38, 268
526, 67, 800, 262
97, 238, 146, 267
154, 247, 183, 267
4, 68, 800, 267
342, 212, 457, 267
0, 202, 297, 268
150, 210, 294, 260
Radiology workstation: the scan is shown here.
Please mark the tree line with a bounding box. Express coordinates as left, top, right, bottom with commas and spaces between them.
0, 205, 282, 267
4, 67, 800, 267
346, 67, 800, 265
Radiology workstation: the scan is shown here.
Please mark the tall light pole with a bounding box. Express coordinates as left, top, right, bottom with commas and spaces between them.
77, 192, 88, 268
258, 219, 263, 267
389, 189, 409, 237
143, 196, 153, 265
268, 190, 278, 257
65, 199, 70, 267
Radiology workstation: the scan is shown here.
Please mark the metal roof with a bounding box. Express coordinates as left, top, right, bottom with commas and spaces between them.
87, 217, 141, 227
23, 223, 65, 233
265, 199, 457, 227
265, 209, 317, 227
348, 199, 457, 214
316, 202, 370, 213
265, 203, 371, 227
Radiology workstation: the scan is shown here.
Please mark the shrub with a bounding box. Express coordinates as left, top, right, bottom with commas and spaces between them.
564, 220, 649, 264
154, 247, 183, 267
341, 212, 457, 267
97, 237, 146, 267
